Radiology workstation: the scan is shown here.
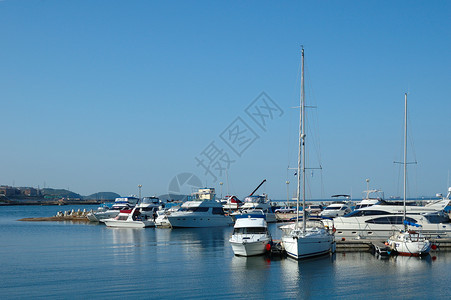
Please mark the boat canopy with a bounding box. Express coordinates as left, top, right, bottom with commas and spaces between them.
331, 194, 350, 198
404, 220, 422, 227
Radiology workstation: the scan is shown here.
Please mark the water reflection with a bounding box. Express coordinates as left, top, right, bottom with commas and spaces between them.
110, 227, 147, 246
227, 252, 337, 299
230, 255, 271, 270
4, 206, 451, 299
279, 254, 336, 298
109, 228, 149, 264
387, 254, 432, 271
163, 227, 232, 258
106, 226, 234, 264
228, 255, 272, 297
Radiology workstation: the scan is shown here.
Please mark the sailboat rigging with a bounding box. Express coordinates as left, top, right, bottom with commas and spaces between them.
387, 93, 431, 256
280, 47, 335, 259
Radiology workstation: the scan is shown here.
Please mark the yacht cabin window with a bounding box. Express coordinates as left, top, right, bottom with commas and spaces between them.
344, 210, 388, 217
212, 207, 225, 215
365, 216, 417, 224
179, 207, 209, 213
233, 227, 267, 234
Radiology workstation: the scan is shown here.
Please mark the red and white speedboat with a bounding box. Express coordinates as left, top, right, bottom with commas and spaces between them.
101, 207, 155, 228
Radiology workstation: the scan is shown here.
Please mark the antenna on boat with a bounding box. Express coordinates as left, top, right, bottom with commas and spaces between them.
226, 169, 230, 196
447, 170, 450, 191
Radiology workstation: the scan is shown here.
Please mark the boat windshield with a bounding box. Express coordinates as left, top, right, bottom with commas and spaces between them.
212, 207, 225, 215
140, 207, 158, 212
179, 207, 209, 213
309, 206, 321, 209
343, 210, 388, 217
111, 205, 129, 211
422, 213, 449, 223
324, 206, 340, 211
355, 204, 370, 209
141, 197, 159, 204
233, 227, 267, 234
365, 216, 417, 225
244, 196, 265, 203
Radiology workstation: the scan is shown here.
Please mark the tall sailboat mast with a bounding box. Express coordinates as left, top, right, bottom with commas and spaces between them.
296, 47, 306, 230
301, 47, 307, 231
403, 93, 407, 231
295, 48, 303, 225
281, 47, 335, 260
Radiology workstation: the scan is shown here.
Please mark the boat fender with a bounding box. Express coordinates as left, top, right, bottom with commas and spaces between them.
332, 227, 336, 233
265, 243, 271, 252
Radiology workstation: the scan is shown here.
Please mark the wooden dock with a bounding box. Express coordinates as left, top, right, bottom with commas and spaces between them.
335, 238, 451, 252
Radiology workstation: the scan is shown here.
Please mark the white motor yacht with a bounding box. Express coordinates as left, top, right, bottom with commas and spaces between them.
86, 203, 112, 221
137, 196, 163, 219
101, 207, 155, 228
155, 205, 180, 227
222, 195, 242, 212
231, 194, 276, 223
167, 188, 233, 228
355, 189, 385, 210
319, 199, 352, 218
229, 211, 272, 257
86, 197, 139, 222
323, 191, 451, 241
155, 210, 171, 227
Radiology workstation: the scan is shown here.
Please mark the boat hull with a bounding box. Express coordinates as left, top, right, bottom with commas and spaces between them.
86, 211, 119, 222
230, 239, 271, 257
388, 232, 431, 256
102, 219, 155, 228
155, 215, 171, 228
282, 231, 334, 259
391, 242, 431, 257
323, 219, 451, 241
167, 215, 233, 228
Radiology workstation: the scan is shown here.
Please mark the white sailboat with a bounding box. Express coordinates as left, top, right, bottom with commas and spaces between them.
387, 93, 431, 256
280, 47, 335, 259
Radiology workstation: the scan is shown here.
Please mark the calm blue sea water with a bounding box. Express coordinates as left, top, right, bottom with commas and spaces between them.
1, 205, 451, 299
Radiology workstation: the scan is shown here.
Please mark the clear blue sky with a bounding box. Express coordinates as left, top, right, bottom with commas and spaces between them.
1, 1, 450, 200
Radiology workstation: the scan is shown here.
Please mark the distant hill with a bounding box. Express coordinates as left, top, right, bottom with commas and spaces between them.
41, 188, 82, 199
84, 192, 121, 201
158, 194, 189, 202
